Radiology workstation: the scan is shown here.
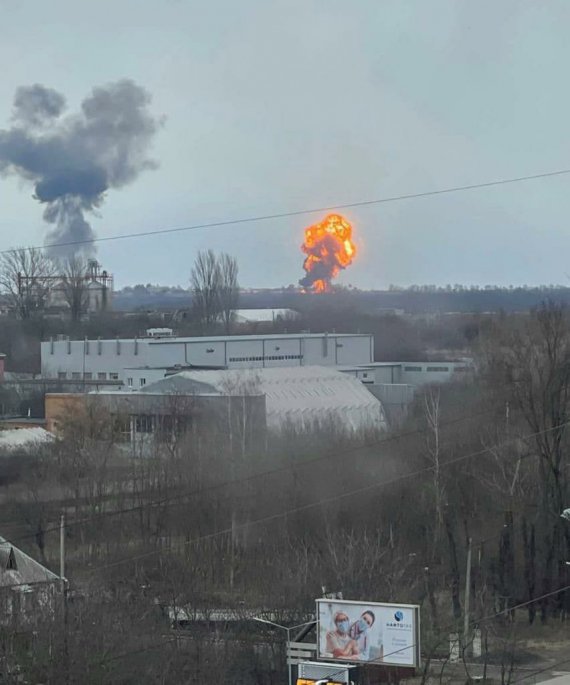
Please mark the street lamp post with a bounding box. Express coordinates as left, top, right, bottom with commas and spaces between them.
251, 617, 316, 685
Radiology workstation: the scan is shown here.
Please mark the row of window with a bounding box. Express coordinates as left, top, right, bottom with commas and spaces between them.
229, 354, 303, 362
49, 340, 140, 356
403, 366, 470, 373
57, 372, 120, 381
55, 373, 148, 386
404, 366, 451, 373
132, 414, 191, 435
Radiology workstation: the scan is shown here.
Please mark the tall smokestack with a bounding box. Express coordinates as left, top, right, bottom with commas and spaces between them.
0, 80, 161, 258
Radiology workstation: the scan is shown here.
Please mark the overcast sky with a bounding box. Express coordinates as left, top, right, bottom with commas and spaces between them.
1, 0, 569, 289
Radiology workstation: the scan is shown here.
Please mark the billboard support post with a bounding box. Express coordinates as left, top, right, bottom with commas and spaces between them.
464, 537, 472, 652
251, 617, 316, 685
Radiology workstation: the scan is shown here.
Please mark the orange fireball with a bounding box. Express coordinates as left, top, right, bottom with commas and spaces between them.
299, 213, 356, 292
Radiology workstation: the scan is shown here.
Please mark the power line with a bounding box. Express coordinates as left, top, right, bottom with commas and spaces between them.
4, 168, 570, 255
85, 419, 570, 574
92, 581, 570, 675
6, 406, 495, 548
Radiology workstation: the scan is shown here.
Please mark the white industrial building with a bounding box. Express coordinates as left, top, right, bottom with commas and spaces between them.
338, 360, 473, 426
231, 308, 300, 324
120, 366, 387, 434
339, 360, 472, 387
41, 332, 374, 385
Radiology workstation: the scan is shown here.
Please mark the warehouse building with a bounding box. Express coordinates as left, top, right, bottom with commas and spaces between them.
339, 360, 472, 387
338, 360, 473, 426
139, 366, 388, 434
40, 332, 374, 385
45, 388, 266, 455
45, 366, 386, 443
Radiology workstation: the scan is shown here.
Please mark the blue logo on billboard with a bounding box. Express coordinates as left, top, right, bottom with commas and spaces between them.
394, 611, 404, 622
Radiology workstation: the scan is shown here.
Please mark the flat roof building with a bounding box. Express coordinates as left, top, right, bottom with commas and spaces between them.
41, 332, 374, 385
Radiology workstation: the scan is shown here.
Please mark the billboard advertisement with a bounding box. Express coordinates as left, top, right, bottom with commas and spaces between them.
316, 599, 420, 667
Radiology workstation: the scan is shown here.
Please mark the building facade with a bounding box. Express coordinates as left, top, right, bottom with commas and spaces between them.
0, 536, 61, 629
45, 390, 267, 455
40, 333, 374, 385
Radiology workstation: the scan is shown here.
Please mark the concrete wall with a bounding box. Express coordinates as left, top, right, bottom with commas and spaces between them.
371, 365, 402, 384
399, 362, 470, 386
123, 368, 168, 389
41, 338, 146, 381
45, 393, 85, 433
367, 383, 416, 428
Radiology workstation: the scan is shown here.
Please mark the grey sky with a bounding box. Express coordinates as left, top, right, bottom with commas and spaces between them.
0, 0, 569, 289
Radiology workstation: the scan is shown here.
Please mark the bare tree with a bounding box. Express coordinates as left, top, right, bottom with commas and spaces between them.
0, 248, 55, 319
190, 250, 240, 334
480, 301, 570, 621
218, 253, 239, 334
424, 387, 445, 552
59, 256, 90, 322
190, 250, 221, 333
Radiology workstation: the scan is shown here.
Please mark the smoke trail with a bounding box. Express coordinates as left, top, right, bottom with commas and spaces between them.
0, 80, 160, 257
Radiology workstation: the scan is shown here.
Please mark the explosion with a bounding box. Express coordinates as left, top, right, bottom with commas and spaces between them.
299, 213, 356, 293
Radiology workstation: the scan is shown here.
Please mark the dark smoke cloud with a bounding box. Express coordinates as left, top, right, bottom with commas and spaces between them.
299, 235, 343, 289
13, 85, 66, 128
0, 80, 160, 258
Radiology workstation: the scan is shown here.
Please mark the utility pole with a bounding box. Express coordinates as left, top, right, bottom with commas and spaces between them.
60, 512, 69, 684
464, 537, 472, 651
60, 512, 65, 590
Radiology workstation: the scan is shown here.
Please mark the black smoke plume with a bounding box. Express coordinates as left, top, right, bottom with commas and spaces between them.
0, 80, 160, 257
299, 234, 341, 290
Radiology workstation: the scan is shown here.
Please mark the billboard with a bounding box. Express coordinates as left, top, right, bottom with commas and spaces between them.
316, 599, 420, 667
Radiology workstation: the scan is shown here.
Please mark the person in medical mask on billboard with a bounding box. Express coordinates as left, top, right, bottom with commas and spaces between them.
325, 611, 359, 658
349, 610, 379, 661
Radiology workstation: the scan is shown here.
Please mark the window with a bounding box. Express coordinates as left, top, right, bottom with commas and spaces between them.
58, 372, 67, 380
134, 415, 153, 433
127, 378, 133, 387
84, 372, 92, 380
427, 366, 449, 372
67, 340, 71, 355
85, 340, 89, 355
72, 372, 81, 380
404, 366, 422, 372
109, 372, 119, 381
97, 339, 102, 355
97, 372, 107, 380
6, 549, 17, 571
116, 339, 121, 355
139, 378, 146, 387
